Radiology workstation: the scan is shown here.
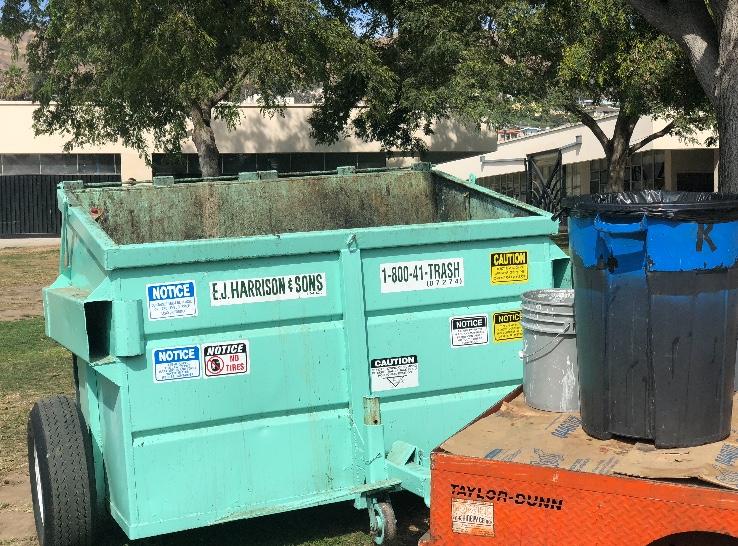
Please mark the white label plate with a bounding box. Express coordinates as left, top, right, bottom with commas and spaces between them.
379, 258, 464, 293
451, 498, 495, 537
370, 355, 419, 391
152, 345, 201, 383
450, 315, 489, 348
210, 273, 327, 306
146, 280, 198, 320
202, 340, 250, 377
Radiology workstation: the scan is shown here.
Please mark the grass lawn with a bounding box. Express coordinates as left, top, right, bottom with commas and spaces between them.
0, 318, 73, 478
0, 247, 60, 322
0, 248, 428, 546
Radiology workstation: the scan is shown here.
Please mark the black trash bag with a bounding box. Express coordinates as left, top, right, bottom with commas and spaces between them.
562, 190, 738, 222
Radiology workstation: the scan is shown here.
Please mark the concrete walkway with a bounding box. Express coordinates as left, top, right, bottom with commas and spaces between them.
0, 238, 60, 249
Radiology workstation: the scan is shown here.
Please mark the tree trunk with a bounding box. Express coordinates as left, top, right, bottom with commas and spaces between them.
717, 98, 738, 193
190, 104, 220, 178
569, 105, 643, 194
716, 5, 738, 193
604, 112, 639, 193
606, 144, 629, 193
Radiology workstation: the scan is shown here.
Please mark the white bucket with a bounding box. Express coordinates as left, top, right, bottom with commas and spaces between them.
521, 289, 579, 412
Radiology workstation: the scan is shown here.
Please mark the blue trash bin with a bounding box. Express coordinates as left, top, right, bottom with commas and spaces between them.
565, 191, 738, 448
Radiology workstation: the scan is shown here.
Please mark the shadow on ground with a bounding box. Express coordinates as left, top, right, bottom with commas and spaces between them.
97, 492, 428, 546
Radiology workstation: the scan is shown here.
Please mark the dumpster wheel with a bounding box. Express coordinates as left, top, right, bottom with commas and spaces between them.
27, 395, 97, 546
369, 500, 397, 545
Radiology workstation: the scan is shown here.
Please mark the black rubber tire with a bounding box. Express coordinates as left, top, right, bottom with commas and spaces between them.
372, 501, 398, 545
27, 395, 96, 546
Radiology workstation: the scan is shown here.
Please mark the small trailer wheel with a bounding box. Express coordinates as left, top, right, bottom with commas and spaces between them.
27, 395, 97, 546
370, 500, 397, 545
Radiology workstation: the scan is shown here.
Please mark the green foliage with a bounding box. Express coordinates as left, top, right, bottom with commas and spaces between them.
312, 1, 490, 150
3, 1, 387, 164
0, 0, 41, 45
313, 0, 713, 151
0, 64, 31, 100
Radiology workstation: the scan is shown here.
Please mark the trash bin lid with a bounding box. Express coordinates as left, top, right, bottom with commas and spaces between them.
563, 190, 738, 222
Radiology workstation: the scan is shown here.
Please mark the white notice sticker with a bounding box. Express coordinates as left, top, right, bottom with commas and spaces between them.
451, 498, 495, 537
380, 258, 464, 293
201, 340, 249, 377
370, 355, 419, 391
210, 273, 327, 306
146, 280, 198, 320
450, 315, 489, 348
152, 345, 200, 383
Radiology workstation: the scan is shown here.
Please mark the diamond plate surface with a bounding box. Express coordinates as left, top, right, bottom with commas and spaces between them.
423, 453, 738, 546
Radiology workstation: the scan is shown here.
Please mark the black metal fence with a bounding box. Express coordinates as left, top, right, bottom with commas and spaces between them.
0, 174, 121, 237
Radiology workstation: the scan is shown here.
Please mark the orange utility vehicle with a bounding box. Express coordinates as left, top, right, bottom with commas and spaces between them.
420, 388, 738, 546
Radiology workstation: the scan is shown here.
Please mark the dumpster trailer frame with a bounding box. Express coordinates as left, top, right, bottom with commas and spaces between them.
31, 166, 570, 544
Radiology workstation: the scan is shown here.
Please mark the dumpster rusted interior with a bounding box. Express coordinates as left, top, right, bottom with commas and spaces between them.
70, 170, 532, 245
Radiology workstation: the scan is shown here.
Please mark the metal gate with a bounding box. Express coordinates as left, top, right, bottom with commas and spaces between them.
526, 149, 565, 216
0, 174, 121, 237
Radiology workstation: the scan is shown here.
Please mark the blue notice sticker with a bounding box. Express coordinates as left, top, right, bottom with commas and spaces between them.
146, 280, 198, 320
152, 345, 201, 382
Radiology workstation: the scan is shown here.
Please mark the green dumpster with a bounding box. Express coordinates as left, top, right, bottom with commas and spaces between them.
29, 166, 569, 545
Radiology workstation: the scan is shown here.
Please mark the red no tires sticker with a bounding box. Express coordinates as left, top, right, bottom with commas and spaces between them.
201, 340, 249, 377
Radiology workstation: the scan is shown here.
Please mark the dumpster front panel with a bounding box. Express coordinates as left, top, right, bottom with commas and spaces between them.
362, 237, 558, 455
114, 252, 356, 533
46, 170, 569, 539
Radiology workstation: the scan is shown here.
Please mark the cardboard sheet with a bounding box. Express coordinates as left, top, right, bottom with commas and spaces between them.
440, 393, 738, 490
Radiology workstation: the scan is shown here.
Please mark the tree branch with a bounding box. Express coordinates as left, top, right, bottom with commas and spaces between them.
709, 0, 727, 34
628, 120, 676, 154
210, 68, 249, 106
628, 0, 719, 104
565, 103, 611, 153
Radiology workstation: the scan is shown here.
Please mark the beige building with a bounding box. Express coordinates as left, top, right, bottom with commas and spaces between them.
438, 115, 719, 201
0, 101, 497, 181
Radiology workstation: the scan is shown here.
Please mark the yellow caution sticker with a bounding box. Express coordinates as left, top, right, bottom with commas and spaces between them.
490, 251, 528, 284
493, 311, 523, 342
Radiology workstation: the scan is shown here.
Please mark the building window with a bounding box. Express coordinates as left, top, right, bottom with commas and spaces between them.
623, 151, 665, 191
653, 151, 665, 189
477, 171, 527, 202
0, 153, 120, 176
590, 159, 608, 194
152, 152, 389, 177
566, 162, 583, 196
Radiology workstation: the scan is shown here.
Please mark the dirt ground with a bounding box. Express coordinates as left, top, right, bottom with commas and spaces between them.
0, 247, 66, 544
0, 470, 35, 545
0, 247, 59, 322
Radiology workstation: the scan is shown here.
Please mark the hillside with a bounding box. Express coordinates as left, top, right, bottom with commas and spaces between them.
0, 33, 30, 70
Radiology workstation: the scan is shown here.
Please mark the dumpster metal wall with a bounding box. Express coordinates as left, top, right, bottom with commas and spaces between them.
0, 174, 120, 236
43, 168, 569, 539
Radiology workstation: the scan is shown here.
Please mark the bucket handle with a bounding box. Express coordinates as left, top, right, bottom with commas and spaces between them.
594, 214, 647, 234
518, 323, 572, 361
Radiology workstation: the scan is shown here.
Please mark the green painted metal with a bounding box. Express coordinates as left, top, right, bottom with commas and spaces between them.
152, 175, 175, 187
43, 167, 569, 540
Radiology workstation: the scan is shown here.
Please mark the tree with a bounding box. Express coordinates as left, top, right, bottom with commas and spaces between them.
2, 0, 386, 177
626, 1, 736, 192
0, 1, 35, 101
312, 0, 712, 192
0, 64, 32, 100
